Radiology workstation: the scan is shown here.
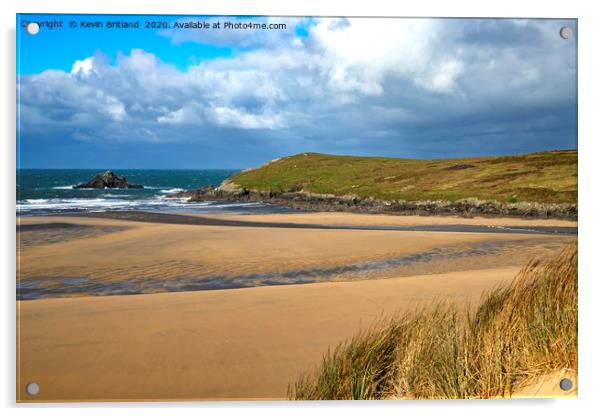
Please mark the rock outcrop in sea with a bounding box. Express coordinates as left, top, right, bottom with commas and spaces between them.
73, 171, 143, 189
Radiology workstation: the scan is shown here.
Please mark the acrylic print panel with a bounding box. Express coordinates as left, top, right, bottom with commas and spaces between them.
16, 14, 577, 402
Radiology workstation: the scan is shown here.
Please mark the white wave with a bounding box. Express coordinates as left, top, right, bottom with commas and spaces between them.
17, 196, 271, 214
24, 198, 51, 204
18, 198, 136, 211
53, 185, 144, 191
159, 188, 185, 194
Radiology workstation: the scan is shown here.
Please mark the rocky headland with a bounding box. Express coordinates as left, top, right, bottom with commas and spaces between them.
171, 180, 577, 220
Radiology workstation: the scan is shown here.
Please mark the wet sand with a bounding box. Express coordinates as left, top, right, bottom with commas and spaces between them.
67, 210, 577, 234
17, 214, 573, 299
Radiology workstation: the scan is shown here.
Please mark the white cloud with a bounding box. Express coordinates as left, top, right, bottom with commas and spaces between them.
157, 103, 204, 124
418, 59, 465, 94
211, 106, 286, 129
71, 57, 96, 76
104, 95, 127, 121
308, 18, 466, 96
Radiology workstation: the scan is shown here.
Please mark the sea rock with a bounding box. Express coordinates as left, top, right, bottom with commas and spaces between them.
73, 171, 143, 189
216, 179, 248, 196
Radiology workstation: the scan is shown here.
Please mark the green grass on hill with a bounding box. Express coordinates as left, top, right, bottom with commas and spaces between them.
230, 150, 577, 204
291, 243, 577, 400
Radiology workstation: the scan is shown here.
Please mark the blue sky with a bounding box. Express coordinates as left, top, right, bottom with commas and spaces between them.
17, 15, 577, 169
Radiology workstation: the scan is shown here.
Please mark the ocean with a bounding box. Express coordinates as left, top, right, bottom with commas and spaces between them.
17, 169, 288, 216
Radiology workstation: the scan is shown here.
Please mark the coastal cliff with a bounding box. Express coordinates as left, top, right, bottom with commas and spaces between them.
174, 181, 577, 219
173, 151, 578, 219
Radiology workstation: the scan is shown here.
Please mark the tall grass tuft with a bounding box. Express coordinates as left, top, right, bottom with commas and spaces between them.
291, 243, 577, 399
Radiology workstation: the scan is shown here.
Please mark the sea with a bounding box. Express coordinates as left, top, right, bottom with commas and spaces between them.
17, 169, 289, 216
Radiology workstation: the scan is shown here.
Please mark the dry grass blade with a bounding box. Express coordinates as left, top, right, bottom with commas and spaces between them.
292, 242, 577, 400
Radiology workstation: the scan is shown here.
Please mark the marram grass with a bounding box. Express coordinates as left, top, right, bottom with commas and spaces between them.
291, 243, 577, 400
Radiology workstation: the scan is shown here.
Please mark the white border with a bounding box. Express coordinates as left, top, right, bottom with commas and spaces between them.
2, 1, 601, 415
4, 0, 586, 18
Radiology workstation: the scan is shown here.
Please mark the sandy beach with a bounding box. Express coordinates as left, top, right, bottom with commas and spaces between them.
18, 266, 522, 401
16, 211, 576, 401
201, 211, 577, 228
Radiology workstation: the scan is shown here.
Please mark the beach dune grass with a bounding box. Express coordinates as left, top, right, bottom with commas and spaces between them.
231, 150, 577, 204
291, 243, 577, 399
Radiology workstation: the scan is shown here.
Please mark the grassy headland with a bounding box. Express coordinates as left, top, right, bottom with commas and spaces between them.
291, 243, 577, 399
231, 150, 577, 204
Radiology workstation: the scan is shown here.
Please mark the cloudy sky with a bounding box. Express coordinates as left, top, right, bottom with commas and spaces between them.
17, 15, 577, 169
